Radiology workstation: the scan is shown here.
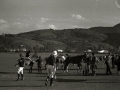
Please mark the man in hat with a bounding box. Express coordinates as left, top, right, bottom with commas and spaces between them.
15, 54, 25, 81
26, 50, 32, 61
45, 50, 58, 86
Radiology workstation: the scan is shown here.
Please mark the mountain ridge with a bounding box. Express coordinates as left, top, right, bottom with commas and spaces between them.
0, 23, 120, 52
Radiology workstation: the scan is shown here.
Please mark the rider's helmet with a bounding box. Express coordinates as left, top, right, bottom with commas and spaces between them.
52, 50, 58, 56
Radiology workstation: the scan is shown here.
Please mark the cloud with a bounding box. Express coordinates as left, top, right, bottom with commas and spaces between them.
0, 19, 7, 23
48, 24, 57, 30
13, 22, 22, 25
0, 19, 9, 32
40, 17, 49, 23
115, 0, 120, 8
72, 14, 85, 20
13, 22, 29, 28
36, 24, 45, 29
0, 24, 9, 30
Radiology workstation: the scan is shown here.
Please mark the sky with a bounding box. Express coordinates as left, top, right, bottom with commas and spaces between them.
0, 0, 120, 34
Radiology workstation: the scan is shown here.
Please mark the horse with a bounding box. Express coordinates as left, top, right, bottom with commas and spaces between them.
63, 55, 84, 73
56, 55, 66, 70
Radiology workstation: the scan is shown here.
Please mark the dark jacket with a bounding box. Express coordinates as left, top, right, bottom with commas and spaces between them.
36, 58, 42, 66
91, 56, 96, 64
26, 51, 30, 57
46, 55, 56, 66
18, 58, 25, 67
82, 55, 88, 63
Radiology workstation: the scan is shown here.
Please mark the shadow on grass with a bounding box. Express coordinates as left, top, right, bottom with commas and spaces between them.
56, 73, 81, 76
55, 78, 87, 82
0, 72, 16, 74
0, 85, 45, 87
86, 81, 120, 83
55, 78, 120, 83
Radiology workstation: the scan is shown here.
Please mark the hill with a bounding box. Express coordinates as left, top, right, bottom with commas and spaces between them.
89, 23, 120, 48
1, 23, 120, 52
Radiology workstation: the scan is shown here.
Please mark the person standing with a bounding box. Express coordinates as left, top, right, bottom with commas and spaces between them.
114, 55, 120, 75
36, 56, 42, 73
87, 55, 92, 73
111, 54, 115, 69
82, 52, 88, 76
91, 52, 97, 76
105, 53, 112, 75
45, 51, 58, 86
15, 54, 25, 81
29, 60, 34, 73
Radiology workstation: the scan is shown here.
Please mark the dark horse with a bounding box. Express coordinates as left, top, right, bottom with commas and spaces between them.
63, 55, 84, 73
56, 56, 65, 70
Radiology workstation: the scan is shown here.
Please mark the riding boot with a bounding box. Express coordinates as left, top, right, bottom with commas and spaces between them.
41, 69, 42, 73
21, 74, 24, 80
50, 78, 53, 86
29, 69, 30, 73
85, 70, 88, 76
45, 76, 49, 86
31, 67, 32, 73
83, 70, 84, 76
93, 71, 96, 76
16, 74, 20, 81
38, 69, 39, 73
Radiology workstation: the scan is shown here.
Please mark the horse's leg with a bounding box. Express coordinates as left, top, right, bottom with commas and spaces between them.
63, 62, 67, 72
56, 63, 59, 69
30, 66, 32, 73
64, 63, 69, 73
40, 66, 42, 73
31, 66, 33, 73
45, 64, 47, 69
66, 64, 69, 73
61, 63, 64, 69
38, 66, 39, 73
29, 66, 31, 73
77, 63, 80, 73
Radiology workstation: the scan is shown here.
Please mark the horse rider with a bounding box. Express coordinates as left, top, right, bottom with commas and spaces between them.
15, 54, 25, 81
45, 50, 58, 86
60, 54, 66, 69
26, 50, 32, 61
63, 54, 70, 72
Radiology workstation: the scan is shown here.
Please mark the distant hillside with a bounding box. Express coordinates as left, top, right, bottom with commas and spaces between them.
0, 34, 44, 52
89, 23, 120, 48
1, 23, 120, 52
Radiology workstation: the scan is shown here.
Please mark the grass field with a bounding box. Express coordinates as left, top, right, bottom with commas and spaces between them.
0, 52, 120, 90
